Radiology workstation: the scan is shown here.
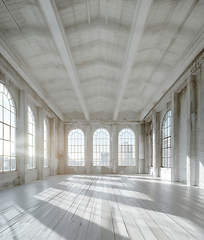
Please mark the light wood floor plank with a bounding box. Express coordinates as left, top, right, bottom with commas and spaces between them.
0, 175, 204, 240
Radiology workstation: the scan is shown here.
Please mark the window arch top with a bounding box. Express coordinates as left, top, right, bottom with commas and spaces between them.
28, 106, 35, 125
69, 128, 84, 137
68, 128, 84, 166
0, 83, 17, 172
93, 128, 110, 137
118, 128, 135, 166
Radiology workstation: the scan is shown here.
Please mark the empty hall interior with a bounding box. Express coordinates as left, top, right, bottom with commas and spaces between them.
0, 0, 204, 239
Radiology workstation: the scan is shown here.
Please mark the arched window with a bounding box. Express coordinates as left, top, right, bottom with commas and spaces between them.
161, 110, 171, 168
28, 106, 36, 169
68, 129, 84, 166
44, 120, 48, 167
118, 129, 135, 166
0, 83, 16, 172
149, 121, 153, 167
93, 128, 110, 166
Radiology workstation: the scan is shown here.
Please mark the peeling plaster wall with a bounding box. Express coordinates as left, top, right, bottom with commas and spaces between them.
0, 171, 18, 191
144, 49, 204, 187
0, 56, 59, 190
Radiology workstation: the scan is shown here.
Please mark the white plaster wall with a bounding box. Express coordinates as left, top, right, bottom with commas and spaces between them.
25, 169, 38, 183
0, 171, 18, 190
178, 87, 187, 183
160, 168, 171, 181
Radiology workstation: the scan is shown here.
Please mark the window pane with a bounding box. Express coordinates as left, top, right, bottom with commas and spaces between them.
11, 157, 16, 171
4, 108, 10, 125
68, 129, 84, 166
118, 129, 135, 166
0, 140, 3, 155
0, 106, 2, 122
0, 85, 16, 172
162, 111, 171, 168
4, 95, 10, 110
4, 141, 10, 156
4, 157, 10, 171
4, 125, 10, 141
11, 142, 16, 156
0, 156, 2, 172
11, 127, 16, 142
28, 106, 35, 169
11, 113, 16, 127
93, 129, 110, 166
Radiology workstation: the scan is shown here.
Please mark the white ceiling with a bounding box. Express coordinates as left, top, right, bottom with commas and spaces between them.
0, 0, 204, 122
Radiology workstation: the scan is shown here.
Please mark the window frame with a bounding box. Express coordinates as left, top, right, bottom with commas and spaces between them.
28, 106, 36, 169
0, 82, 17, 172
161, 110, 171, 168
68, 128, 85, 166
44, 119, 48, 168
118, 128, 135, 166
93, 128, 110, 166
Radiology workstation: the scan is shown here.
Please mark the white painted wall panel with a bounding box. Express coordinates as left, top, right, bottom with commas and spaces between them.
178, 88, 187, 183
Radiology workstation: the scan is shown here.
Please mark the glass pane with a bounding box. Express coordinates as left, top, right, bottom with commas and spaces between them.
4, 108, 10, 125
4, 141, 10, 156
28, 134, 32, 146
4, 124, 10, 141
0, 84, 3, 93
11, 127, 16, 142
0, 106, 2, 122
11, 142, 16, 156
68, 129, 84, 166
11, 157, 16, 171
0, 93, 2, 106
3, 95, 10, 110
0, 140, 3, 155
4, 157, 10, 171
11, 113, 16, 127
0, 122, 2, 139
0, 156, 2, 172
118, 129, 135, 166
28, 146, 33, 158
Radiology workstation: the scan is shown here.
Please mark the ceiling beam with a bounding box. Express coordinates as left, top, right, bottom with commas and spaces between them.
113, 0, 153, 121
139, 26, 204, 120
0, 32, 64, 120
39, 0, 89, 121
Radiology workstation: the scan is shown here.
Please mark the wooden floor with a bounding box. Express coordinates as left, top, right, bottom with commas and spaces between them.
0, 175, 204, 240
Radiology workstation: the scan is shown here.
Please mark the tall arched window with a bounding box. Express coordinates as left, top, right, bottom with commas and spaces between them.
44, 120, 48, 167
161, 110, 171, 168
0, 83, 16, 172
28, 106, 36, 169
68, 129, 84, 166
118, 129, 135, 166
93, 128, 110, 166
